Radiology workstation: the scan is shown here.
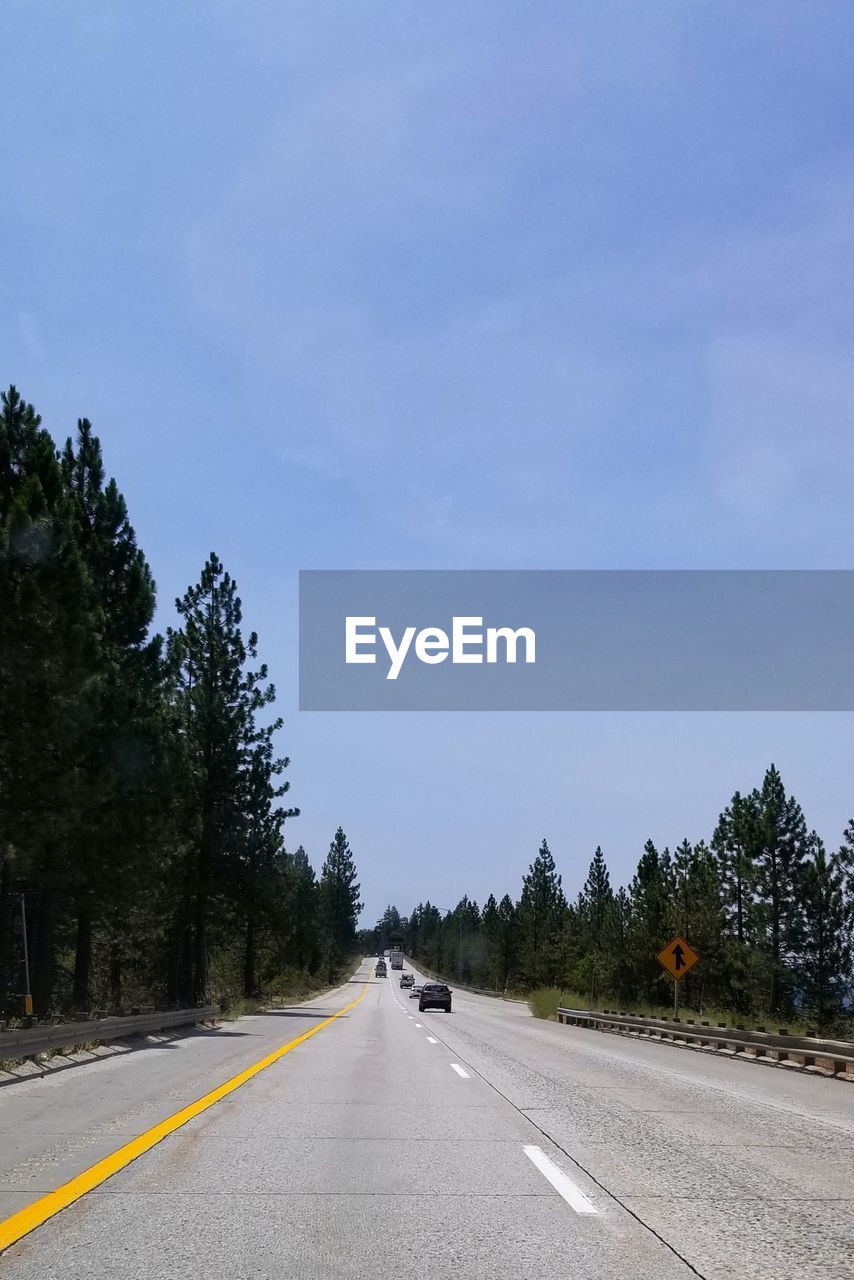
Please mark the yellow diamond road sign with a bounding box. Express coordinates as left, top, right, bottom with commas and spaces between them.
656, 935, 699, 981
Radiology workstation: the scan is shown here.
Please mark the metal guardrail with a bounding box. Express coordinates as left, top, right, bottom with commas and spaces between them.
0, 1006, 220, 1062
557, 1007, 854, 1076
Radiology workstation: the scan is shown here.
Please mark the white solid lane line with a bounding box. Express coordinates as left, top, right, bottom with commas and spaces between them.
426, 1036, 438, 1044
449, 1063, 470, 1078
523, 1145, 597, 1216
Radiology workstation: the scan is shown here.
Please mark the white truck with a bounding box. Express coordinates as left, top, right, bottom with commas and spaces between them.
389, 947, 404, 970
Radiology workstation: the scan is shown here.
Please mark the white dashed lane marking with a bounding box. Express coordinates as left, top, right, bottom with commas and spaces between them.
523, 1145, 598, 1215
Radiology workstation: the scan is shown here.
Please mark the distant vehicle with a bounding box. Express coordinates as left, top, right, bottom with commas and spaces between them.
419, 982, 452, 1013
390, 947, 404, 969
400, 973, 414, 988
409, 984, 422, 999
375, 960, 387, 977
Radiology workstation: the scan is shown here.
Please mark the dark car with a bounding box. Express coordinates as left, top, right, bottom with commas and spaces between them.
419, 982, 452, 1013
400, 973, 414, 988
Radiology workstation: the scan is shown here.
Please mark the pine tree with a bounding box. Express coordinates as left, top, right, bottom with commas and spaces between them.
840, 820, 854, 883
671, 839, 727, 1009
580, 846, 613, 939
752, 765, 808, 1014
451, 896, 481, 982
481, 894, 502, 987
166, 553, 274, 1003
415, 902, 443, 971
576, 847, 614, 1003
403, 902, 422, 960
236, 738, 298, 997
603, 887, 633, 1005
375, 905, 405, 953
319, 827, 363, 982
517, 839, 566, 987
288, 846, 319, 973
0, 387, 100, 1014
712, 790, 757, 945
627, 840, 674, 1003
493, 894, 517, 989
798, 834, 852, 1029
59, 417, 160, 1009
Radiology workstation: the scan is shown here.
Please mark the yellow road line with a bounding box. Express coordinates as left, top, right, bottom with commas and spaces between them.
0, 980, 369, 1255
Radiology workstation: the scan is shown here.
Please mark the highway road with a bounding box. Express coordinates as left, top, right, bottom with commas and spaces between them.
0, 957, 852, 1278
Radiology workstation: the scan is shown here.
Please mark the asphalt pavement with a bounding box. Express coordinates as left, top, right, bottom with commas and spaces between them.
0, 958, 852, 1278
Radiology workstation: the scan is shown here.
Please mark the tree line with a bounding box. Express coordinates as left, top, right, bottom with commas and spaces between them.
0, 387, 362, 1018
364, 767, 854, 1030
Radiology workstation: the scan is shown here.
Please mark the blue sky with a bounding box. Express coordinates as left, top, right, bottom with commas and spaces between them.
3, 2, 854, 922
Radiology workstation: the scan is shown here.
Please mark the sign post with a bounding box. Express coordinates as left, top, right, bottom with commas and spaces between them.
656, 935, 699, 1018
19, 893, 33, 1017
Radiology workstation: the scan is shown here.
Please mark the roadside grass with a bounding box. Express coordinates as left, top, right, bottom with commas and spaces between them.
527, 987, 851, 1039
528, 987, 568, 1021
217, 957, 364, 1021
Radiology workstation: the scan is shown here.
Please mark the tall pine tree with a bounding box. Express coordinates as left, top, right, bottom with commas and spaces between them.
166, 554, 275, 1003
319, 827, 363, 982
712, 790, 757, 946
752, 765, 808, 1014
288, 846, 320, 973
60, 417, 160, 1009
517, 839, 566, 987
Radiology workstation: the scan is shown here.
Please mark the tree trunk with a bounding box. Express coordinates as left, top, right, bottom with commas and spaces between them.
179, 916, 194, 1007
72, 901, 92, 1009
32, 885, 55, 1016
109, 936, 122, 1010
193, 889, 208, 1004
193, 786, 214, 1005
167, 920, 180, 1006
243, 914, 256, 999
0, 853, 11, 1014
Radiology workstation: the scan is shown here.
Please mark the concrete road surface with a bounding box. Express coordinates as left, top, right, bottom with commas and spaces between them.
0, 958, 852, 1278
